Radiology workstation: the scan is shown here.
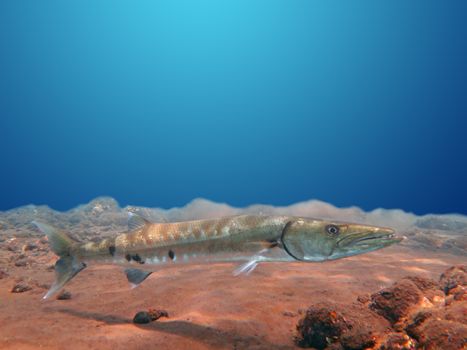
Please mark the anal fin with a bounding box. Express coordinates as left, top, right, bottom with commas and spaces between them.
125, 268, 152, 288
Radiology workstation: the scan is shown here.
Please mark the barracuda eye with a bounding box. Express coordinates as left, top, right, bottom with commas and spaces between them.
326, 225, 339, 235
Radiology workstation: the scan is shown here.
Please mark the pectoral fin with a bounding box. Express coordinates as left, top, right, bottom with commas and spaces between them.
233, 259, 259, 276
125, 268, 152, 288
233, 247, 270, 276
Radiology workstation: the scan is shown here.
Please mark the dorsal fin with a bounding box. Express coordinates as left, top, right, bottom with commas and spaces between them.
127, 213, 151, 231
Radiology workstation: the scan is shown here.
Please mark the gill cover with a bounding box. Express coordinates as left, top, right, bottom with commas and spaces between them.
281, 219, 337, 261
281, 221, 305, 260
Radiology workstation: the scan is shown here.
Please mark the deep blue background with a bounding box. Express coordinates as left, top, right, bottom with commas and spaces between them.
1, 1, 466, 214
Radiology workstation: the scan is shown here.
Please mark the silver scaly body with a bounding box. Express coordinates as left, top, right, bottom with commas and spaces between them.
33, 214, 402, 299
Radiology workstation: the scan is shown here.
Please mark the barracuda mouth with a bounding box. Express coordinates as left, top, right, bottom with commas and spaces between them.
354, 234, 401, 246
337, 229, 401, 248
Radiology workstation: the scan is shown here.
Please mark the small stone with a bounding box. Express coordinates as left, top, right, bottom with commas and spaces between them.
282, 311, 296, 317
11, 282, 32, 293
357, 294, 370, 304
35, 282, 50, 290
133, 311, 152, 324
6, 243, 18, 252
148, 309, 169, 321
0, 270, 8, 279
22, 242, 38, 252
14, 258, 28, 267
57, 290, 72, 300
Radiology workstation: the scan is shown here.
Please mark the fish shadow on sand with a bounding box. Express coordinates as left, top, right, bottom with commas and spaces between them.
49, 307, 292, 350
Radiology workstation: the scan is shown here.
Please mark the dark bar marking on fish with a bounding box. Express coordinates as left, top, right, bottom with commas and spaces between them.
125, 253, 131, 262
168, 250, 175, 260
108, 245, 116, 256
132, 254, 144, 264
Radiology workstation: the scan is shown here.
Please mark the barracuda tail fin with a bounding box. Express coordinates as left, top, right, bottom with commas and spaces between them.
32, 221, 86, 299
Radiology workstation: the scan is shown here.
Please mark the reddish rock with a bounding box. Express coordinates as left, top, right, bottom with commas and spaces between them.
405, 310, 432, 340
370, 279, 424, 324
22, 242, 38, 252
325, 344, 344, 350
6, 242, 19, 252
403, 269, 467, 350
340, 329, 376, 350
445, 286, 467, 306
133, 309, 168, 324
34, 281, 50, 290
410, 318, 467, 350
451, 286, 466, 301
148, 308, 168, 321
380, 333, 417, 350
0, 270, 8, 279
439, 265, 466, 295
11, 282, 32, 293
14, 258, 28, 267
443, 300, 467, 325
56, 290, 72, 300
282, 310, 296, 317
403, 276, 445, 306
403, 276, 439, 292
295, 307, 351, 349
356, 294, 370, 304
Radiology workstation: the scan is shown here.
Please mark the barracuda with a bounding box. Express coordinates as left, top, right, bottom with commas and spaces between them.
33, 214, 402, 299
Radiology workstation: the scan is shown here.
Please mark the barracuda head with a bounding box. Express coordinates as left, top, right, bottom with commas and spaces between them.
281, 218, 402, 261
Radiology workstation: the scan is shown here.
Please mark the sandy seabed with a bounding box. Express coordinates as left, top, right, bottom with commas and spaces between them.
0, 198, 465, 349
1, 242, 464, 350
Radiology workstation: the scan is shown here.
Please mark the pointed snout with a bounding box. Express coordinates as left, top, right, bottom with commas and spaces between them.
337, 225, 401, 248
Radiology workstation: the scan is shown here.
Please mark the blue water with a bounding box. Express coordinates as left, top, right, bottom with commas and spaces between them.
1, 1, 466, 214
